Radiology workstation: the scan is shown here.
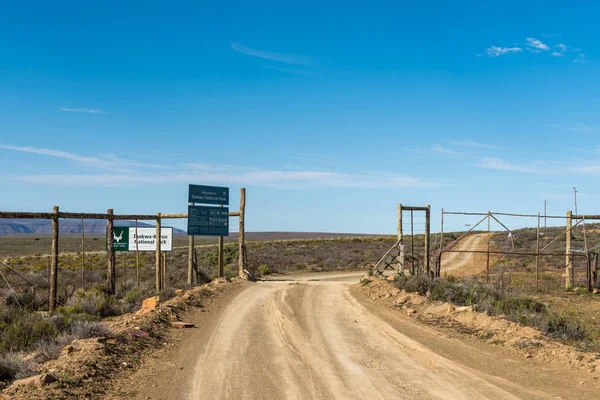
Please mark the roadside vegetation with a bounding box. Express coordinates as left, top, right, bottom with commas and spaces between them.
394, 274, 594, 348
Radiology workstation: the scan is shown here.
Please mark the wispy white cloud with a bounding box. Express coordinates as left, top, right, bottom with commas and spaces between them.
573, 53, 589, 64
476, 157, 546, 173
60, 107, 104, 114
0, 144, 122, 170
547, 123, 599, 133
0, 144, 166, 171
485, 46, 522, 57
526, 37, 549, 51
10, 168, 438, 189
570, 165, 600, 175
431, 143, 463, 156
231, 43, 316, 66
483, 37, 586, 61
449, 139, 500, 149
551, 44, 568, 57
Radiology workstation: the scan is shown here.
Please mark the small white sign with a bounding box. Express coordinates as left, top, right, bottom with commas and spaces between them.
128, 227, 173, 252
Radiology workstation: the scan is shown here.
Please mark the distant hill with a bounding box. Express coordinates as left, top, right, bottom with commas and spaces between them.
0, 219, 186, 236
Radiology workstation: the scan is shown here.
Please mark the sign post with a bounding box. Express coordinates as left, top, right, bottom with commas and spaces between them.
188, 185, 229, 278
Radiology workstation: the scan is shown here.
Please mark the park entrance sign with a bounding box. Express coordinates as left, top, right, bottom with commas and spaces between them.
188, 184, 229, 236
111, 226, 173, 252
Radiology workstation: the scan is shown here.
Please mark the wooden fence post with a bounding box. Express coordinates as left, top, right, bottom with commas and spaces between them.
438, 208, 444, 277
188, 235, 194, 287
425, 205, 431, 277
536, 213, 540, 291
106, 209, 116, 295
238, 188, 246, 278
49, 206, 59, 313
162, 252, 167, 288
398, 204, 404, 274
135, 219, 140, 287
487, 211, 491, 283
566, 210, 573, 289
155, 213, 162, 294
218, 236, 224, 278
81, 218, 85, 290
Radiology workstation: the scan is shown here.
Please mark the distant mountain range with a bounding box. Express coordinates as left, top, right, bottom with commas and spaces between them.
0, 219, 186, 236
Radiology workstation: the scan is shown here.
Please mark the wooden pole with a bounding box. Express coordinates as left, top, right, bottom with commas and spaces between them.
238, 188, 246, 278
156, 213, 162, 294
218, 236, 224, 278
124, 252, 128, 292
193, 248, 198, 284
398, 204, 404, 273
536, 213, 540, 292
135, 219, 140, 287
397, 204, 402, 241
188, 235, 195, 287
81, 217, 85, 290
49, 206, 59, 313
162, 252, 167, 288
411, 209, 415, 275
486, 211, 491, 283
439, 208, 444, 276
425, 205, 431, 277
566, 210, 573, 289
106, 209, 116, 295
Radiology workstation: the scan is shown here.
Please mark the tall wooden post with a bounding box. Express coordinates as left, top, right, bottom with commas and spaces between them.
486, 211, 491, 283
566, 210, 573, 289
156, 213, 162, 294
218, 236, 224, 278
49, 206, 59, 313
238, 188, 246, 278
536, 213, 540, 292
398, 204, 404, 273
135, 219, 140, 287
438, 208, 444, 277
106, 209, 116, 295
188, 235, 195, 287
162, 252, 167, 288
81, 218, 85, 290
410, 209, 415, 275
424, 205, 431, 277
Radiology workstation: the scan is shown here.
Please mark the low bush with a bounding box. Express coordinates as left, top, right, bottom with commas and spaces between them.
0, 352, 34, 382
257, 265, 271, 276
395, 275, 588, 344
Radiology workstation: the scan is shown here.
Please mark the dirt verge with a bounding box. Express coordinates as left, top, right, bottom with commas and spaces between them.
356, 279, 600, 377
1, 279, 250, 400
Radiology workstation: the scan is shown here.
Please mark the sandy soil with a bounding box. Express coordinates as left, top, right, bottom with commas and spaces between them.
111, 271, 599, 400
440, 233, 493, 276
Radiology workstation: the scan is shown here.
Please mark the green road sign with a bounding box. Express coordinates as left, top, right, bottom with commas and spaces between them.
107, 227, 173, 251
188, 185, 229, 206
188, 205, 229, 236
113, 227, 129, 251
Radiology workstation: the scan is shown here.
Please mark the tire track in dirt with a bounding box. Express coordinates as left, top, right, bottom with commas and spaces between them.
186, 275, 543, 399
441, 233, 494, 277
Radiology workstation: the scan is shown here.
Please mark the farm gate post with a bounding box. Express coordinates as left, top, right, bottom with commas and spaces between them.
155, 213, 162, 294
49, 206, 59, 313
188, 235, 195, 287
566, 210, 573, 289
107, 209, 116, 295
238, 188, 247, 278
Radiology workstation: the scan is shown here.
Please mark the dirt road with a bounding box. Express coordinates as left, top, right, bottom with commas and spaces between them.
121, 271, 597, 400
440, 233, 493, 276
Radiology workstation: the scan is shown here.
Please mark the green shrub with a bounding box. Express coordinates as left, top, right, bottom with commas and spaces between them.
258, 265, 271, 276
0, 352, 34, 382
395, 275, 589, 344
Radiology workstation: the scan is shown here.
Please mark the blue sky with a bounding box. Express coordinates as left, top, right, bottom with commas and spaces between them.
1, 1, 599, 234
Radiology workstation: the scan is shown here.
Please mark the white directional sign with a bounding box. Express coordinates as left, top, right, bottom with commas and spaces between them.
129, 227, 173, 251
111, 227, 173, 252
